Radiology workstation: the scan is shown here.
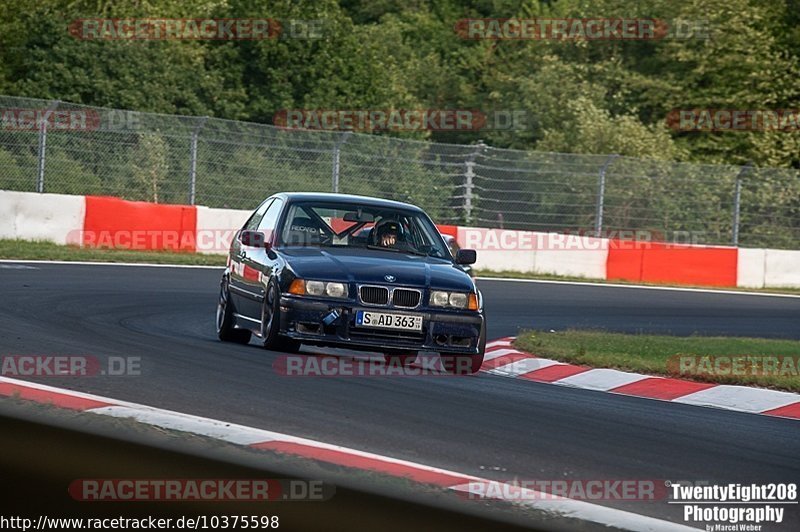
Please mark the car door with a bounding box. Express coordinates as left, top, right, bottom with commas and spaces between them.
229, 198, 272, 319
251, 197, 285, 299
233, 198, 285, 320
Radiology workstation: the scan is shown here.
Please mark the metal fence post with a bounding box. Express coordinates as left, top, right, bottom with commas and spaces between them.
732, 162, 753, 246
594, 154, 619, 234
464, 162, 475, 224
36, 100, 60, 193
188, 116, 208, 205
464, 142, 485, 225
332, 131, 352, 193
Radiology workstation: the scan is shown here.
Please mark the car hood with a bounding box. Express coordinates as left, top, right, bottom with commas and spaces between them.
280, 247, 474, 291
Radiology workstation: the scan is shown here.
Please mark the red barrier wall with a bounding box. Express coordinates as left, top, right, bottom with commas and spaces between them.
607, 242, 738, 287
78, 195, 741, 288
436, 224, 458, 238
83, 196, 197, 252
606, 245, 647, 281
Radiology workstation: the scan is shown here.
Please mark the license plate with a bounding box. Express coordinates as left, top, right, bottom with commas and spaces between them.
355, 310, 423, 331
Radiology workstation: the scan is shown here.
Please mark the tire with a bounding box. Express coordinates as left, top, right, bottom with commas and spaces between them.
216, 277, 252, 344
383, 351, 417, 367
440, 319, 486, 375
261, 279, 301, 353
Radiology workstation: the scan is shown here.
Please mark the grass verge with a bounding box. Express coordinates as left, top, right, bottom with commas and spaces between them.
0, 239, 226, 266
514, 330, 800, 392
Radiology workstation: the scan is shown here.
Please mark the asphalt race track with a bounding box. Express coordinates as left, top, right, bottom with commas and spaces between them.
1, 262, 799, 526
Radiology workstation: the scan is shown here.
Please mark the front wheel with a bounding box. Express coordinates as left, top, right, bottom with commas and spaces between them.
261, 279, 301, 353
216, 277, 252, 344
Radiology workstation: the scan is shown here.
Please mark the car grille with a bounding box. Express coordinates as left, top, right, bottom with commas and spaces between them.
392, 289, 421, 308
358, 285, 421, 308
359, 285, 389, 305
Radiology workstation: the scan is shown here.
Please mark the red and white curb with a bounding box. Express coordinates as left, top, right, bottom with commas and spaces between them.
0, 376, 694, 531
483, 338, 800, 420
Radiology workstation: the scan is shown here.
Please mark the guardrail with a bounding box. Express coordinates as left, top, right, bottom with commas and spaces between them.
1, 95, 799, 249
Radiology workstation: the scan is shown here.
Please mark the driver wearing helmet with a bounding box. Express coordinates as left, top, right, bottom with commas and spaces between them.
374, 220, 402, 248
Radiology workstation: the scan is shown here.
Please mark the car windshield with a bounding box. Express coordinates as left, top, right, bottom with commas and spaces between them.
279, 201, 450, 258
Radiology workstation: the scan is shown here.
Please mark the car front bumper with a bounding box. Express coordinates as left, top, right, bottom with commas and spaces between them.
279, 296, 483, 354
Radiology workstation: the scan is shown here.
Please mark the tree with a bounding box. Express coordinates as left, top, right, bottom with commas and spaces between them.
132, 133, 169, 203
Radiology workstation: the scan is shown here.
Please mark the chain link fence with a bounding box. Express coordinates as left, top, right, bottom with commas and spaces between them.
1, 95, 798, 248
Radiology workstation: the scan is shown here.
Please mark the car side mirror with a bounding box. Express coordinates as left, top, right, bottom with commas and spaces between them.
456, 249, 476, 265
239, 230, 270, 249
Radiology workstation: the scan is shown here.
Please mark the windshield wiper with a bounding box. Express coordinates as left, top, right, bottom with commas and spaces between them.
366, 244, 403, 253
407, 245, 444, 258
405, 249, 429, 257
366, 245, 433, 257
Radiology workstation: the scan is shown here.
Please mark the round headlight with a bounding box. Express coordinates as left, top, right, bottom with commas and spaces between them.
431, 291, 449, 306
326, 282, 346, 298
306, 280, 325, 296
449, 292, 468, 308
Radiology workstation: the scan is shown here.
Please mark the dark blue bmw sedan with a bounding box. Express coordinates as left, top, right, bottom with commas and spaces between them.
216, 192, 485, 374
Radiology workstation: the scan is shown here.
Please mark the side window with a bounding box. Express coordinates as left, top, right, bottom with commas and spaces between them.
243, 199, 273, 231
257, 198, 285, 237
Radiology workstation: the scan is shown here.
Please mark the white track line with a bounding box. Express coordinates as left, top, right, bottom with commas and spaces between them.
0, 376, 695, 531
0, 259, 222, 269
2, 260, 798, 297
450, 482, 696, 532
476, 276, 800, 299
90, 405, 282, 445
